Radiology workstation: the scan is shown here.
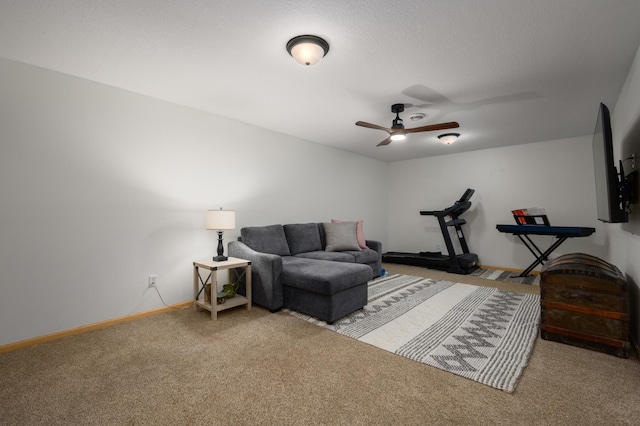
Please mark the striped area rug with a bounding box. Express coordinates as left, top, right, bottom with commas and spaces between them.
285, 273, 540, 393
470, 268, 541, 286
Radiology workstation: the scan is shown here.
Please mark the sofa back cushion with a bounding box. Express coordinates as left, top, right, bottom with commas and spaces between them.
284, 223, 323, 255
240, 225, 291, 256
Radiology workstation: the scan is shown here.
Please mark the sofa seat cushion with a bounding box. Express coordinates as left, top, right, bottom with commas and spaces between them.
294, 251, 355, 263
241, 225, 291, 256
281, 257, 372, 296
342, 248, 380, 264
284, 223, 323, 255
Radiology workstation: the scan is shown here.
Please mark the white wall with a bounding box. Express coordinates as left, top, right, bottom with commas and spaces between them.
610, 43, 640, 345
0, 58, 388, 346
387, 43, 640, 346
4, 43, 640, 348
387, 136, 606, 269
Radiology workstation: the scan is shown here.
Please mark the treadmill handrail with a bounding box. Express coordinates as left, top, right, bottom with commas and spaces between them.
420, 201, 471, 217
446, 218, 467, 227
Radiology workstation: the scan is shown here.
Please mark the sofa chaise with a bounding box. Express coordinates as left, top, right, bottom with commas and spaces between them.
228, 222, 382, 323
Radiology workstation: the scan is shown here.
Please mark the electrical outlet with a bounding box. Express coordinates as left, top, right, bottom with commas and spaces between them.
435, 243, 442, 252
148, 275, 157, 287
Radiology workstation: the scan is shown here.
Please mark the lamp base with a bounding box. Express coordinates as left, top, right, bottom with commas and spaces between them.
213, 230, 228, 262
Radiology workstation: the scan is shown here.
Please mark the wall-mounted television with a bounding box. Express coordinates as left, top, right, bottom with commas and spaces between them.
592, 102, 628, 223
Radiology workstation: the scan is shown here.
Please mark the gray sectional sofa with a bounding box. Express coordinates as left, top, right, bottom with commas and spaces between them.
228, 222, 382, 323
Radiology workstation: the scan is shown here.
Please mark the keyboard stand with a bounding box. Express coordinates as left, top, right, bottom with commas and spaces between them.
495, 225, 596, 277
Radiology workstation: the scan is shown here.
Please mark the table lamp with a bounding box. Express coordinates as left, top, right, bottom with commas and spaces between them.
206, 208, 236, 261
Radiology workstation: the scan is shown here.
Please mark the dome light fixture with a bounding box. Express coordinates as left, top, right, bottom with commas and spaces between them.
286, 35, 330, 66
438, 133, 460, 145
390, 133, 406, 141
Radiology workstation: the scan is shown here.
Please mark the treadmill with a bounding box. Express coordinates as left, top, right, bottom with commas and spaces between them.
383, 188, 479, 274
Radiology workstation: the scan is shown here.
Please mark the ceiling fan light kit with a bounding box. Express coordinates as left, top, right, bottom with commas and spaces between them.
286, 35, 329, 66
356, 103, 460, 147
438, 133, 460, 145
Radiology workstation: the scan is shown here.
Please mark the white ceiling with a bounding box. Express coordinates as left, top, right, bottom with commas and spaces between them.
1, 0, 640, 162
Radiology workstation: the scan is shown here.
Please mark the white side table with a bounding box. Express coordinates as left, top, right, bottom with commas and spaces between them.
193, 257, 252, 320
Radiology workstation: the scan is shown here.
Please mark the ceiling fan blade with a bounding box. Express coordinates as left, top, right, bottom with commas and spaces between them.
403, 121, 460, 134
376, 136, 392, 147
356, 121, 392, 133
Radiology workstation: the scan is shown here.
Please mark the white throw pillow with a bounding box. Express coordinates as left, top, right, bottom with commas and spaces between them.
331, 219, 369, 249
323, 222, 361, 252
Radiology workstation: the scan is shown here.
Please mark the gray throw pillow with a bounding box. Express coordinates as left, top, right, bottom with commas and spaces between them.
322, 222, 361, 252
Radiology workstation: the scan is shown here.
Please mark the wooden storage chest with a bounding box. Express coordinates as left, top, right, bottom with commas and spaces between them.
540, 253, 629, 358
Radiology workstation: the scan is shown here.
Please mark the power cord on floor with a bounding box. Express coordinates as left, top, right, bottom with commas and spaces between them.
152, 285, 183, 310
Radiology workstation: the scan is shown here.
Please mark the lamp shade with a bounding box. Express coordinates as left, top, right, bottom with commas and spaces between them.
206, 209, 236, 230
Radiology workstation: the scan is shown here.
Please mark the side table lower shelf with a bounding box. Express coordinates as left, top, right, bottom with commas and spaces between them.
193, 257, 252, 320
194, 294, 249, 314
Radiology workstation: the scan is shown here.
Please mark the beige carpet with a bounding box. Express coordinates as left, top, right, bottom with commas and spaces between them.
1, 263, 639, 425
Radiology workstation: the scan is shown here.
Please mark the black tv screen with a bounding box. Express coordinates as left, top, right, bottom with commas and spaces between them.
592, 103, 627, 223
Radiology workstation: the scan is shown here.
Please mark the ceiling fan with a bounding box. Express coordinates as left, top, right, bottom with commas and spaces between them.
355, 103, 459, 147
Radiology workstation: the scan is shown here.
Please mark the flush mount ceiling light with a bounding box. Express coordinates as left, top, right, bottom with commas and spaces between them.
286, 35, 329, 66
438, 133, 460, 145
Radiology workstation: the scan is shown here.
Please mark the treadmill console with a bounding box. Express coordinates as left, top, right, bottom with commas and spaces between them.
458, 188, 475, 203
